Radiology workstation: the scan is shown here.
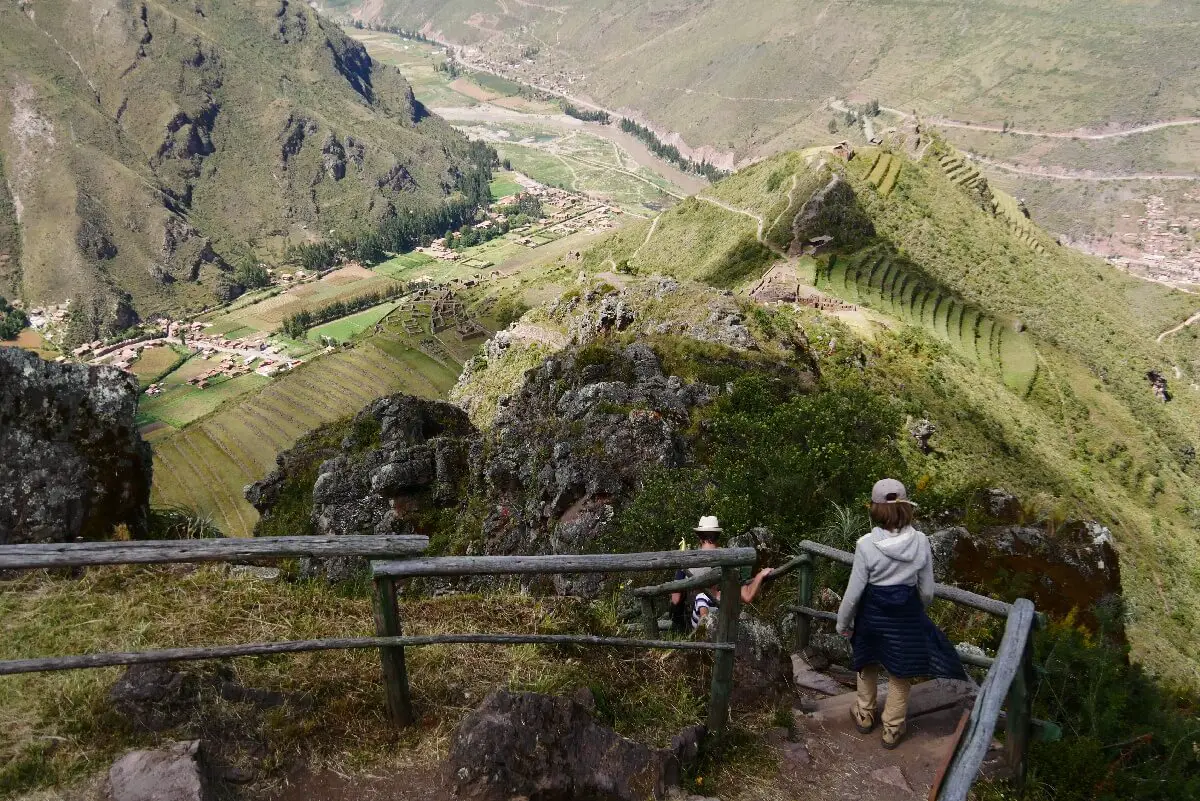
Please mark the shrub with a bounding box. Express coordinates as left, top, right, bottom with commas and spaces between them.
610, 370, 904, 553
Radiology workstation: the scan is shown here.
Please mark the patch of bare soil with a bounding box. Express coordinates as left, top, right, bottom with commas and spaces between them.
269, 765, 450, 801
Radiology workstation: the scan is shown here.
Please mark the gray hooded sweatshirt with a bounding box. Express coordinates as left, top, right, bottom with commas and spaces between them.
835, 525, 935, 635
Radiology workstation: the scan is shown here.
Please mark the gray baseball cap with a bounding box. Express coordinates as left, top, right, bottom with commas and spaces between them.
871, 478, 917, 506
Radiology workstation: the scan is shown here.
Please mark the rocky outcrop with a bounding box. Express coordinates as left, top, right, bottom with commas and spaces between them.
445, 690, 701, 801
110, 664, 198, 732
310, 395, 474, 537
476, 343, 718, 580
0, 348, 151, 543
108, 740, 211, 801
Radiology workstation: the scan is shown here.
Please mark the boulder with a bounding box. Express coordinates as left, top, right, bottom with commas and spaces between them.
445, 690, 697, 801
0, 348, 151, 544
477, 343, 719, 591
108, 740, 211, 801
109, 664, 197, 732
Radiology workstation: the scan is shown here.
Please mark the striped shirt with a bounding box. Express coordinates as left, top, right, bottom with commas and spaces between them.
691, 591, 718, 629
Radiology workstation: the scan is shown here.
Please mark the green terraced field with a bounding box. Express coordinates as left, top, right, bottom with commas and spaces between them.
814, 247, 1037, 393
149, 339, 463, 537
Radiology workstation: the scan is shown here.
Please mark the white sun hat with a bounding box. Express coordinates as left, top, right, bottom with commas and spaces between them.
693, 515, 723, 533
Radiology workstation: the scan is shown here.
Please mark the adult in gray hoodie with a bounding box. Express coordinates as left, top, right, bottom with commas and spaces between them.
836, 479, 967, 749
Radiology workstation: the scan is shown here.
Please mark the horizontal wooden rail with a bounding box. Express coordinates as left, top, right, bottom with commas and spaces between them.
630, 569, 722, 597
373, 547, 757, 578
937, 598, 1037, 800
796, 540, 1012, 617
0, 633, 733, 675
0, 535, 429, 570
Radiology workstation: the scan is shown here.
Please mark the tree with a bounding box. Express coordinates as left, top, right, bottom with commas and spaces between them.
234, 255, 270, 289
0, 296, 27, 340
828, 118, 840, 134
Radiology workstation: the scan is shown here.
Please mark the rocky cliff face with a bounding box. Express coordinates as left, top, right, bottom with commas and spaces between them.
249, 344, 721, 576
0, 348, 152, 543
476, 343, 718, 562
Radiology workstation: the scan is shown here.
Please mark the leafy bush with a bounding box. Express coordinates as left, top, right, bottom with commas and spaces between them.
610, 369, 904, 553
0, 295, 28, 339
1013, 609, 1200, 801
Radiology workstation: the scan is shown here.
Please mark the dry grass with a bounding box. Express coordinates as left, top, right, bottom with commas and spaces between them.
0, 566, 767, 798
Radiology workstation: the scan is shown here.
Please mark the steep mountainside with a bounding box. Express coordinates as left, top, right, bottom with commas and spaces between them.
0, 0, 485, 341
324, 0, 1200, 163
489, 144, 1200, 682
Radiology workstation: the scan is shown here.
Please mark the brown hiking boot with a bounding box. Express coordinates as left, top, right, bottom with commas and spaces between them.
882, 724, 906, 750
851, 703, 876, 735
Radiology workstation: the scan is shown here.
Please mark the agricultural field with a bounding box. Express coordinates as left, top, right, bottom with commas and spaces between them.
344, 29, 559, 113
200, 266, 401, 337
438, 117, 690, 215
149, 340, 465, 537
489, 173, 523, 200
137, 355, 270, 430
307, 300, 404, 343
128, 344, 187, 389
815, 248, 1039, 395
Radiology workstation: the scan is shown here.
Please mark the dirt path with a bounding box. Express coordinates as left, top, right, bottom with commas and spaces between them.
969, 155, 1200, 182
927, 116, 1200, 141
632, 213, 662, 258
696, 194, 792, 257
1157, 310, 1200, 343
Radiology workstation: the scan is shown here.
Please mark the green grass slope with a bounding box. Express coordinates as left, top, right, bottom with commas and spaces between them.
0, 0, 481, 339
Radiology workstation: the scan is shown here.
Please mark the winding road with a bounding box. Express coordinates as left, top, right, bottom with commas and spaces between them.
1157, 311, 1200, 343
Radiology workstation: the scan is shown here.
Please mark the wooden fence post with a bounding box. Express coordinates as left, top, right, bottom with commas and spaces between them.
372, 575, 414, 726
1004, 620, 1036, 785
706, 566, 742, 741
795, 553, 813, 651
640, 596, 660, 639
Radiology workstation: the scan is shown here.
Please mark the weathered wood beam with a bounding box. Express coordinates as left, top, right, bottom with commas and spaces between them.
936, 598, 1037, 801
0, 535, 429, 569
706, 565, 743, 740
630, 570, 722, 597
373, 547, 758, 578
0, 634, 734, 676
795, 540, 1012, 617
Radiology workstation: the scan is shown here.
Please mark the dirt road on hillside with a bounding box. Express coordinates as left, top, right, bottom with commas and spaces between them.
968, 155, 1200, 182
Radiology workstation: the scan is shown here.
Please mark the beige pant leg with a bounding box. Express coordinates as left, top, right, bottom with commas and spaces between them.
882, 675, 912, 735
854, 664, 879, 725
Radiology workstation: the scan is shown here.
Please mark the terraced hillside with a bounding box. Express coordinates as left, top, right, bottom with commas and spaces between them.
937, 150, 1047, 255
815, 248, 1038, 395
571, 145, 1200, 680
149, 339, 459, 537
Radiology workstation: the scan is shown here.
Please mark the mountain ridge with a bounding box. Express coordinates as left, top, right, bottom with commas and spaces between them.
0, 0, 489, 343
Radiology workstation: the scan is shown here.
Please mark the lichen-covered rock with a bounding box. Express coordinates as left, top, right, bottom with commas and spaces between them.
0, 348, 151, 543
247, 394, 475, 576
475, 343, 719, 589
445, 690, 698, 801
309, 395, 474, 537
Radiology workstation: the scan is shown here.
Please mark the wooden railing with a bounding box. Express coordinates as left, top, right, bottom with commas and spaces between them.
785, 540, 1039, 799
632, 539, 1044, 797
1, 538, 756, 741
370, 547, 757, 736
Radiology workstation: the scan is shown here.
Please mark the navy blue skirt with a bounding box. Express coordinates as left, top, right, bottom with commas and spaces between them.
851, 584, 968, 680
